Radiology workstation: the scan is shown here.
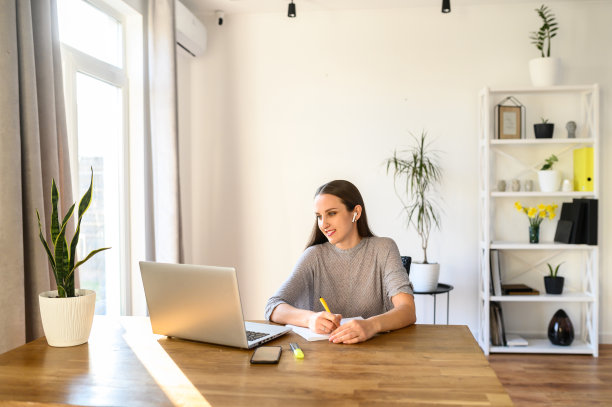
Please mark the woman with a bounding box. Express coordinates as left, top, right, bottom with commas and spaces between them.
265, 180, 416, 344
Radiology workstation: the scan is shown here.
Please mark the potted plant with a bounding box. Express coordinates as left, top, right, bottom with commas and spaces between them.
36, 169, 110, 347
544, 262, 564, 294
534, 117, 554, 139
537, 154, 561, 192
528, 4, 560, 86
386, 131, 443, 292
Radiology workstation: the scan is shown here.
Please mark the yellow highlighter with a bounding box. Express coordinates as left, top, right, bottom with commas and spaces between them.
290, 342, 304, 359
319, 297, 331, 313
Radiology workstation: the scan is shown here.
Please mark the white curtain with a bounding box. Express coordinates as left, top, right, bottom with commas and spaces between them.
145, 0, 184, 264
0, 0, 73, 354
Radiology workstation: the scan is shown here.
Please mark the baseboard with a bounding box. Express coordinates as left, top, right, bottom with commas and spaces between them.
599, 333, 612, 345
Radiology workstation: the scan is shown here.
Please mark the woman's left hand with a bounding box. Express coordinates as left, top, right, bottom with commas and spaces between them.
328, 319, 376, 344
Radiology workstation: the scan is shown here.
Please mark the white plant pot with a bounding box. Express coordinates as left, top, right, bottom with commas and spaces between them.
529, 57, 561, 87
538, 170, 561, 192
39, 289, 96, 347
410, 263, 440, 292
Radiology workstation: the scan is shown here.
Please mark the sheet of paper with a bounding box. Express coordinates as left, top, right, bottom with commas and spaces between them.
287, 317, 363, 341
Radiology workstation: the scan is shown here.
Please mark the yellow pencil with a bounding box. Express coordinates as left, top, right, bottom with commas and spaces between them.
319, 297, 331, 313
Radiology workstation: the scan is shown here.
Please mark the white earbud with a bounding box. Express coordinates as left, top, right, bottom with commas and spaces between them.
352, 212, 357, 223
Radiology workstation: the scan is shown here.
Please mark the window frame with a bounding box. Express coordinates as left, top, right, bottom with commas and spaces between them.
59, 0, 145, 316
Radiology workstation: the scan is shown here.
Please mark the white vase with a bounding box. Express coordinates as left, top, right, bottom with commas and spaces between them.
538, 170, 561, 192
529, 57, 561, 87
410, 263, 440, 292
39, 289, 96, 347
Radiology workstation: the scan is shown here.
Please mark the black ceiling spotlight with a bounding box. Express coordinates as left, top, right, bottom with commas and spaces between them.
442, 0, 451, 13
288, 1, 296, 18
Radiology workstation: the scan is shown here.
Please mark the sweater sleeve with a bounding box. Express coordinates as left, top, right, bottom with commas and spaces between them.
381, 238, 414, 298
264, 246, 317, 320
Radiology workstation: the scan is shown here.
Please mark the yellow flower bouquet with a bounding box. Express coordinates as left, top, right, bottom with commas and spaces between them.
514, 201, 557, 243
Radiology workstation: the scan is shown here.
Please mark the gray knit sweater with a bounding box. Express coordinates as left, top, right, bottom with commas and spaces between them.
264, 237, 413, 320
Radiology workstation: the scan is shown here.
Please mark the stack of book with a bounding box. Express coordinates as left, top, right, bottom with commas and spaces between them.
554, 198, 598, 245
502, 284, 539, 295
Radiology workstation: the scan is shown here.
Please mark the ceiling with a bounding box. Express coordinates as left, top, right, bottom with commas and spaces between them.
179, 0, 553, 16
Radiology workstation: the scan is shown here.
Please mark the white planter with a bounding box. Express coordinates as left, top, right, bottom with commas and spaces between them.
529, 57, 561, 87
39, 289, 96, 347
410, 263, 440, 292
538, 170, 561, 192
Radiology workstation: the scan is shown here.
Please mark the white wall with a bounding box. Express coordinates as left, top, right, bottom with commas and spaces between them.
178, 1, 612, 341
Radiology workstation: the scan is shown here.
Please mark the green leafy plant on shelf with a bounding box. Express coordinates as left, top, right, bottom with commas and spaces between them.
547, 262, 564, 278
540, 154, 558, 171
386, 131, 443, 264
36, 168, 110, 298
530, 4, 558, 57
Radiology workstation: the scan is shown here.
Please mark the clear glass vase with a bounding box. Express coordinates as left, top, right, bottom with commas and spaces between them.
529, 224, 540, 243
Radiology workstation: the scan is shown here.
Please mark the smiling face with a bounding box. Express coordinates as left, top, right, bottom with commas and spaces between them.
314, 193, 362, 250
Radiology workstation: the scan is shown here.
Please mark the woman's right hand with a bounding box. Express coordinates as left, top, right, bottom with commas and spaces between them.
308, 311, 342, 334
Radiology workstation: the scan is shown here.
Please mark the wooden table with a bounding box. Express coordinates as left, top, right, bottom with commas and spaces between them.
0, 317, 512, 406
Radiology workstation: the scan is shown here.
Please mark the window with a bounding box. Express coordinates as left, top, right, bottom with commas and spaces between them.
58, 0, 144, 315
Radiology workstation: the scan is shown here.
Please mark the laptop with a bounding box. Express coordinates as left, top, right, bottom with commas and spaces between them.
139, 261, 290, 349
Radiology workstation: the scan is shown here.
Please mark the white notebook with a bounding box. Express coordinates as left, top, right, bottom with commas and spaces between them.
506, 334, 528, 346
288, 317, 364, 341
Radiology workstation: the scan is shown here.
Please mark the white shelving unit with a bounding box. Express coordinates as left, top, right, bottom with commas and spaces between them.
478, 85, 600, 356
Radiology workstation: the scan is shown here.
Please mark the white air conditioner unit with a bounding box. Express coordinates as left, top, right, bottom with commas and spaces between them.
176, 0, 207, 57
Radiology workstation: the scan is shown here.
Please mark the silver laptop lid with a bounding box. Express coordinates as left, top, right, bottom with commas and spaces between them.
139, 261, 250, 348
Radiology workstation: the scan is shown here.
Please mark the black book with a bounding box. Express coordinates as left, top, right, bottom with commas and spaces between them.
558, 202, 575, 241
554, 220, 572, 243
573, 198, 598, 245
560, 201, 586, 244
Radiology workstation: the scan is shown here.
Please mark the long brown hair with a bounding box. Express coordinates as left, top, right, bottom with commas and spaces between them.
306, 180, 375, 248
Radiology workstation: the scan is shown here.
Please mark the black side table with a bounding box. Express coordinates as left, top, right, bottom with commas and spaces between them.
413, 283, 454, 324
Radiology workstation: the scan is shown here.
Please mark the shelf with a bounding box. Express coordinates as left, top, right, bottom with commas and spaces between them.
490, 191, 595, 198
490, 138, 594, 145
478, 84, 599, 357
491, 292, 595, 302
490, 338, 594, 354
487, 85, 597, 94
490, 242, 596, 250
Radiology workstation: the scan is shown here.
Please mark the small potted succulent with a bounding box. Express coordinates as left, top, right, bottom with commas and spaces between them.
537, 154, 561, 192
544, 262, 564, 294
534, 117, 554, 139
37, 169, 110, 347
528, 4, 560, 86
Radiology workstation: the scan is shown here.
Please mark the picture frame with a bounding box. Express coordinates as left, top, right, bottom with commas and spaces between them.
494, 96, 525, 139
498, 106, 521, 139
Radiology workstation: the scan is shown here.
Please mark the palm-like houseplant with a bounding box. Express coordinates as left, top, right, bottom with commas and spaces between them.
386, 131, 443, 291
37, 169, 110, 346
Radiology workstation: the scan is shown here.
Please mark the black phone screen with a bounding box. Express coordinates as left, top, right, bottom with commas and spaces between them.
250, 346, 282, 364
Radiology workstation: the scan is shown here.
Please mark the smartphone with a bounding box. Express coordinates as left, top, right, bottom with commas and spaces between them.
250, 346, 282, 364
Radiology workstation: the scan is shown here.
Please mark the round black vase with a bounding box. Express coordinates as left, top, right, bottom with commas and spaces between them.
544, 276, 564, 294
548, 309, 574, 346
401, 256, 412, 277
534, 123, 554, 138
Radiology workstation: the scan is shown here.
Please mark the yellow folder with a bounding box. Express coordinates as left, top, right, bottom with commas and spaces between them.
573, 147, 594, 191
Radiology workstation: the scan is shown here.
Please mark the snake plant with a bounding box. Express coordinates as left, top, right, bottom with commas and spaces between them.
36, 169, 110, 298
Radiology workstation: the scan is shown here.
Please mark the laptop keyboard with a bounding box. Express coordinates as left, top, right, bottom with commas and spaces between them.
246, 330, 268, 342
